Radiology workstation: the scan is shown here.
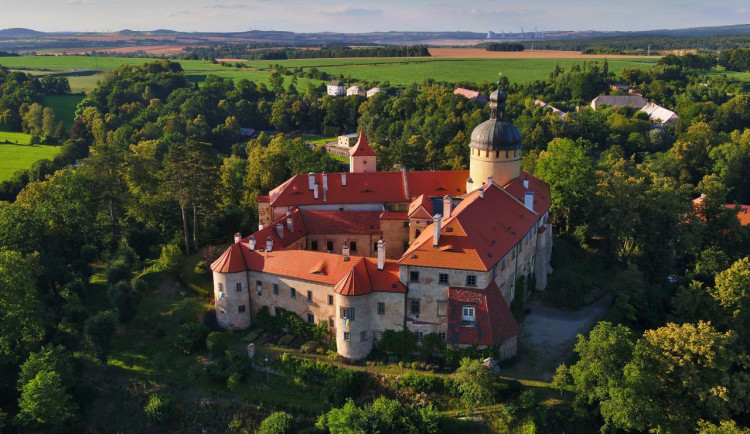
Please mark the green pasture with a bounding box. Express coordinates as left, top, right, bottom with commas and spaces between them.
44, 94, 84, 129
0, 136, 61, 181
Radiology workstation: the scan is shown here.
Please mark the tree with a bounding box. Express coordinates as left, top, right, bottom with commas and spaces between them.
552, 363, 572, 395
453, 357, 496, 409
535, 138, 595, 231
711, 257, 750, 345
259, 411, 295, 434
17, 345, 75, 391
84, 310, 117, 364
0, 250, 44, 366
152, 244, 185, 277
144, 393, 175, 424
15, 370, 76, 429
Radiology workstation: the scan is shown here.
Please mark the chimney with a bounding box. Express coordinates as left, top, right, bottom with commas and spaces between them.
443, 195, 452, 219
308, 172, 315, 190
249, 235, 256, 251
432, 214, 442, 247
313, 184, 319, 200
487, 175, 493, 186
234, 232, 241, 244
478, 189, 484, 200
523, 178, 529, 189
377, 239, 386, 270
342, 172, 347, 186
258, 223, 265, 230
525, 191, 534, 212
286, 217, 293, 232
276, 223, 284, 238
342, 241, 350, 259
323, 172, 328, 191
266, 236, 273, 252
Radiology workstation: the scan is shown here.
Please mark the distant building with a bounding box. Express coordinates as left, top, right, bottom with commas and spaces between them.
534, 99, 566, 117
327, 80, 346, 97
337, 133, 358, 148
239, 128, 259, 138
347, 86, 366, 97
454, 88, 488, 104
610, 84, 630, 92
693, 194, 750, 226
366, 87, 382, 98
591, 95, 678, 126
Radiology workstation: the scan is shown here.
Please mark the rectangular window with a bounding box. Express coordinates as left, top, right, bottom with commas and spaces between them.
340, 307, 355, 320
256, 280, 262, 294
439, 273, 449, 285
344, 332, 351, 342
462, 305, 475, 322
502, 258, 506, 270
218, 283, 223, 292
328, 295, 334, 305
377, 302, 385, 315
238, 305, 246, 313
311, 240, 318, 251
290, 287, 296, 299
328, 317, 335, 328
307, 313, 314, 324
437, 300, 448, 316
273, 283, 279, 295
307, 290, 312, 302
466, 275, 477, 287
416, 331, 424, 341
236, 282, 242, 292
410, 299, 421, 315
350, 241, 357, 252
410, 271, 419, 282
326, 241, 334, 252
438, 332, 446, 341
493, 266, 498, 278
360, 331, 367, 341
512, 249, 516, 259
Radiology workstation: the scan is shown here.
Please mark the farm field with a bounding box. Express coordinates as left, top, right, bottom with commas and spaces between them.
428, 48, 655, 59
0, 140, 61, 181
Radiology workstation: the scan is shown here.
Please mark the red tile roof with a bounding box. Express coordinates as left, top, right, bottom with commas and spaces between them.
350, 131, 377, 157
447, 280, 520, 346
300, 210, 381, 234
210, 244, 405, 295
380, 211, 408, 220
453, 88, 483, 100
407, 170, 468, 199
408, 194, 433, 219
269, 171, 407, 207
503, 171, 551, 215
399, 183, 538, 271
726, 204, 750, 226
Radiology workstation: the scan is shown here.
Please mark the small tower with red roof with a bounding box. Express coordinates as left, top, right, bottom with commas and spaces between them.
349, 131, 377, 173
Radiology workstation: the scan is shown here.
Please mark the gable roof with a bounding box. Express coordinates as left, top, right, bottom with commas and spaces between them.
269, 171, 406, 207
639, 102, 678, 124
350, 131, 377, 157
407, 170, 468, 199
503, 171, 552, 216
399, 182, 539, 271
408, 194, 433, 219
592, 95, 648, 110
300, 210, 381, 234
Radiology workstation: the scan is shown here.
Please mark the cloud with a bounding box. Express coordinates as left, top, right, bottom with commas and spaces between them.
65, 0, 93, 4
467, 8, 542, 17
206, 2, 250, 9
166, 10, 195, 17
738, 7, 750, 13
321, 7, 383, 17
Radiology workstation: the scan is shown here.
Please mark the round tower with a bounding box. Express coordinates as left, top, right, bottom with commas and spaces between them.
467, 82, 522, 192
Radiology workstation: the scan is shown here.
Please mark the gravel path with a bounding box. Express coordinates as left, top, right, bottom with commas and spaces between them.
502, 295, 613, 381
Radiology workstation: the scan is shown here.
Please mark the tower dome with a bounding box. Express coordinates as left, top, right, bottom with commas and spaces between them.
469, 85, 522, 151
467, 80, 522, 192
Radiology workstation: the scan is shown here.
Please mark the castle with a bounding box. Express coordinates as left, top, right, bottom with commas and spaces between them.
210, 85, 553, 360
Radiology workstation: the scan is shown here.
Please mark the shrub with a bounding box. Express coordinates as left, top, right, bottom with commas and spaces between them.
420, 332, 446, 360
174, 323, 209, 354
206, 332, 229, 358
152, 244, 184, 276
453, 358, 497, 408
227, 372, 242, 391
377, 329, 417, 357
398, 372, 445, 394
144, 393, 174, 424
259, 411, 295, 434
115, 244, 138, 266
106, 259, 132, 285
107, 280, 140, 323
205, 350, 251, 384
80, 244, 98, 263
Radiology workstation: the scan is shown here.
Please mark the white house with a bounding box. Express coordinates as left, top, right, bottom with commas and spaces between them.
327, 80, 346, 97
366, 87, 382, 98
347, 86, 366, 97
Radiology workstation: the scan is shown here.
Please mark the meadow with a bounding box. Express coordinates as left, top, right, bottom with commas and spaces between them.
0, 133, 61, 180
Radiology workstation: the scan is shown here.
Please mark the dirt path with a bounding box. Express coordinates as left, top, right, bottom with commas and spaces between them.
503, 295, 613, 381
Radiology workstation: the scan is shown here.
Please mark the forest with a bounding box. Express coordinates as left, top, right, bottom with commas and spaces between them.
185, 45, 431, 61
0, 53, 750, 432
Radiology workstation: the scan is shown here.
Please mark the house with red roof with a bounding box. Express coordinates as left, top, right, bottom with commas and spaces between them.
211, 84, 553, 361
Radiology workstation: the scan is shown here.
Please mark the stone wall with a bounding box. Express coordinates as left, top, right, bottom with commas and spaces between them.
380, 219, 410, 259
213, 271, 251, 330
467, 147, 521, 191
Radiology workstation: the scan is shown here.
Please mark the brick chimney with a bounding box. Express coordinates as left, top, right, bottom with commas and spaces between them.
377, 239, 386, 270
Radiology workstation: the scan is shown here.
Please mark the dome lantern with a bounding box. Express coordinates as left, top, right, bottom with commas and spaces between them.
469, 80, 522, 152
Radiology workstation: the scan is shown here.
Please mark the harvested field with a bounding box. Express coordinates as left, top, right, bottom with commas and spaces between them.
428, 48, 660, 59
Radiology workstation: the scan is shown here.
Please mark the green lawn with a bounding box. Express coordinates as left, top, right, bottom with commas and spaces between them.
44, 94, 84, 129
0, 132, 61, 180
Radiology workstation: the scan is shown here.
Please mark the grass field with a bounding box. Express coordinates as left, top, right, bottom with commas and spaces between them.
0, 137, 61, 180
43, 94, 84, 129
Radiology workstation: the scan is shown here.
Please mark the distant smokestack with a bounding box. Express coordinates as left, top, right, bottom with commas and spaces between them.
377, 239, 386, 270
342, 172, 347, 186
525, 191, 534, 213
234, 232, 241, 244
308, 172, 315, 190
443, 195, 452, 219
313, 184, 319, 200
523, 178, 529, 189
433, 214, 442, 247
266, 236, 273, 252
249, 235, 256, 251
276, 223, 283, 239
286, 217, 293, 233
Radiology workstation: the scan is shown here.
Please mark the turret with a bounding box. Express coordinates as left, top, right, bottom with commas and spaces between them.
349, 131, 377, 173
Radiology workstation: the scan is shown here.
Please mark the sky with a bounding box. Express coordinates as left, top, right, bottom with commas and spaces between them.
1, 0, 749, 34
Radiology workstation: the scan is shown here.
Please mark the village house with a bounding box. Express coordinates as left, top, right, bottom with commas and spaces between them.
327, 80, 346, 97
337, 133, 358, 147
347, 85, 366, 97
590, 95, 679, 126
211, 85, 553, 361
454, 87, 488, 104
366, 87, 382, 98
